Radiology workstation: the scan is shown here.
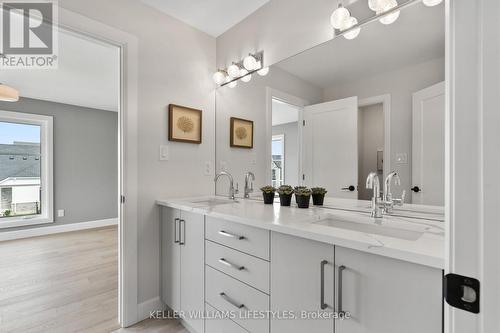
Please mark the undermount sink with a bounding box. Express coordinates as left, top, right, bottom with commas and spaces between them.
314, 214, 424, 241
189, 198, 238, 206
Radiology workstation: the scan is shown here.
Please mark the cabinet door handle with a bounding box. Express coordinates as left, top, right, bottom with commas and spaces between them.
338, 265, 346, 315
174, 218, 180, 244
320, 260, 329, 310
218, 230, 245, 240
179, 219, 186, 245
219, 258, 245, 271
219, 292, 245, 309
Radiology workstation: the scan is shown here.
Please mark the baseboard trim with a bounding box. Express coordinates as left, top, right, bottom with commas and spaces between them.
138, 296, 166, 321
0, 218, 118, 242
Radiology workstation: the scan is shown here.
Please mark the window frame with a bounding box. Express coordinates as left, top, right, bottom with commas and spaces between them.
272, 134, 285, 187
0, 110, 54, 229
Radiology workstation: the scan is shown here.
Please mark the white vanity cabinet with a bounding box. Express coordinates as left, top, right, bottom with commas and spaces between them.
334, 246, 442, 333
271, 232, 443, 333
271, 232, 335, 333
160, 207, 205, 333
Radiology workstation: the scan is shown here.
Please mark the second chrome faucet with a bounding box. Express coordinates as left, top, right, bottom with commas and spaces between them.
366, 171, 406, 218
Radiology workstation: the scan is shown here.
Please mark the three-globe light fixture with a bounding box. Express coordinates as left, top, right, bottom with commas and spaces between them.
213, 52, 269, 88
331, 0, 443, 40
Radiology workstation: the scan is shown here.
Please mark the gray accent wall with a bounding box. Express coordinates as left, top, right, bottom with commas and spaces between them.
0, 97, 118, 231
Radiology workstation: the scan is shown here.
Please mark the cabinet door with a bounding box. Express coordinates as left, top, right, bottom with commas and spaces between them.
335, 246, 442, 333
180, 211, 205, 333
271, 232, 335, 333
161, 207, 181, 312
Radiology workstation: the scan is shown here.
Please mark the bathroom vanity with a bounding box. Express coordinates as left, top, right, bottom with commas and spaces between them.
158, 197, 444, 333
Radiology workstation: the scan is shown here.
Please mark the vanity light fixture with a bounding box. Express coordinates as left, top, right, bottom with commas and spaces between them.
227, 63, 242, 78
341, 16, 361, 39
422, 0, 443, 6
213, 51, 267, 87
377, 0, 400, 25
0, 83, 19, 102
330, 4, 351, 29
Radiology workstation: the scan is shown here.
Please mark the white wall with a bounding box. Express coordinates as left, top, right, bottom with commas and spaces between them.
216, 66, 322, 195
323, 58, 445, 200
272, 122, 299, 186
59, 0, 216, 304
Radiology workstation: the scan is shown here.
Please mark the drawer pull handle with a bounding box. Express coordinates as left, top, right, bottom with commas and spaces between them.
338, 265, 346, 315
320, 260, 329, 310
219, 258, 245, 271
218, 230, 245, 240
219, 292, 245, 309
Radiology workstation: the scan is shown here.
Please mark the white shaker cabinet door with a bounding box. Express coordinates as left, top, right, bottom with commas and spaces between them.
271, 232, 335, 333
335, 246, 442, 333
161, 207, 181, 312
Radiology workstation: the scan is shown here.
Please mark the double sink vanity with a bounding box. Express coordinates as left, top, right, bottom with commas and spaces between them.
157, 195, 444, 333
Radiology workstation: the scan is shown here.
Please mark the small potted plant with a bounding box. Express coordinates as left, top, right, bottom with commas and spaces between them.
294, 187, 312, 208
294, 186, 307, 204
277, 185, 294, 206
260, 185, 276, 204
311, 187, 328, 206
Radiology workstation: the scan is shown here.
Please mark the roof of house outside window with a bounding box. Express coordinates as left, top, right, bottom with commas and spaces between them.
0, 143, 41, 182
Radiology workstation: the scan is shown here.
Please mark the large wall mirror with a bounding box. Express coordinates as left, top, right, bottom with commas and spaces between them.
215, 1, 445, 213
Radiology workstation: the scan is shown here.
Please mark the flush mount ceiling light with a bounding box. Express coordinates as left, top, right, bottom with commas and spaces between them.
0, 83, 19, 102
213, 51, 268, 87
422, 0, 443, 6
330, 4, 351, 29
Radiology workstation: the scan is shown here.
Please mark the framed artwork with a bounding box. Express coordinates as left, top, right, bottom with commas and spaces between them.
168, 104, 202, 144
230, 117, 254, 148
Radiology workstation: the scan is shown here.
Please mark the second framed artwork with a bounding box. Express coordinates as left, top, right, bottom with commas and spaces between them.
230, 117, 254, 148
168, 104, 202, 144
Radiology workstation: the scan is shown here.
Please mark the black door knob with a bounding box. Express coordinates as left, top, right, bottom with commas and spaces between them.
411, 186, 421, 193
342, 185, 356, 192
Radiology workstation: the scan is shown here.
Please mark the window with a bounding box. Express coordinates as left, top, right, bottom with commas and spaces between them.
272, 134, 285, 188
0, 111, 53, 228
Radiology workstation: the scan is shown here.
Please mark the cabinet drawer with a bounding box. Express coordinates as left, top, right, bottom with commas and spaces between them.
205, 303, 249, 333
205, 216, 270, 260
206, 266, 269, 333
206, 240, 270, 293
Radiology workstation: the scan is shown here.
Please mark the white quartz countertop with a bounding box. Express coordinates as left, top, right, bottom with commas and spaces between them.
156, 196, 445, 269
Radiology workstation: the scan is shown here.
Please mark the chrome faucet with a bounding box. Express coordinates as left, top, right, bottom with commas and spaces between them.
244, 172, 255, 199
366, 172, 383, 218
214, 171, 239, 200
383, 171, 406, 214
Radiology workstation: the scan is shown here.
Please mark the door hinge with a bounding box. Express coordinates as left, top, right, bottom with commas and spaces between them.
303, 120, 306, 126
120, 195, 125, 204
302, 174, 305, 181
444, 273, 480, 314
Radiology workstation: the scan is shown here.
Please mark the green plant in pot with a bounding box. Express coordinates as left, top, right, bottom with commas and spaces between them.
277, 185, 294, 206
260, 185, 276, 204
294, 186, 307, 204
311, 187, 328, 205
294, 187, 312, 208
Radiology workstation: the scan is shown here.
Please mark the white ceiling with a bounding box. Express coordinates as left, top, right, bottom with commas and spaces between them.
272, 99, 299, 126
140, 0, 270, 37
0, 29, 120, 112
276, 2, 445, 88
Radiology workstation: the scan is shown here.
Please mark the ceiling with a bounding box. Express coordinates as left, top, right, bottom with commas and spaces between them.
272, 99, 299, 126
276, 2, 445, 88
140, 0, 270, 37
0, 29, 120, 112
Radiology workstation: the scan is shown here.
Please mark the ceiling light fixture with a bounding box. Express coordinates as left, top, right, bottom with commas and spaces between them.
0, 83, 19, 102
422, 0, 443, 6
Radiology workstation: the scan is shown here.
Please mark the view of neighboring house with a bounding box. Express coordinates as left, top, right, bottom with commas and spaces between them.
0, 142, 41, 218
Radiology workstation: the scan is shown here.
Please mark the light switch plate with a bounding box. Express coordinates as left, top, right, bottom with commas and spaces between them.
57, 209, 65, 217
396, 153, 408, 165
159, 145, 169, 161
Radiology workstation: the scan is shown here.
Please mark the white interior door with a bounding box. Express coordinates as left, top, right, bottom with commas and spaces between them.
412, 82, 445, 206
303, 96, 358, 198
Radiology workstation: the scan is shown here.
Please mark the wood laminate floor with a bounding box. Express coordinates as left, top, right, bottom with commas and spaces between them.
0, 226, 184, 333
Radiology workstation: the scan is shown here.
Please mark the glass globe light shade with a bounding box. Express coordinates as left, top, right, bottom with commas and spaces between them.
257, 67, 270, 76
243, 55, 258, 71
342, 17, 361, 40
227, 64, 241, 78
378, 0, 400, 25
423, 0, 442, 6
213, 71, 226, 85
0, 84, 19, 102
330, 6, 350, 29
239, 69, 252, 82
228, 80, 238, 88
